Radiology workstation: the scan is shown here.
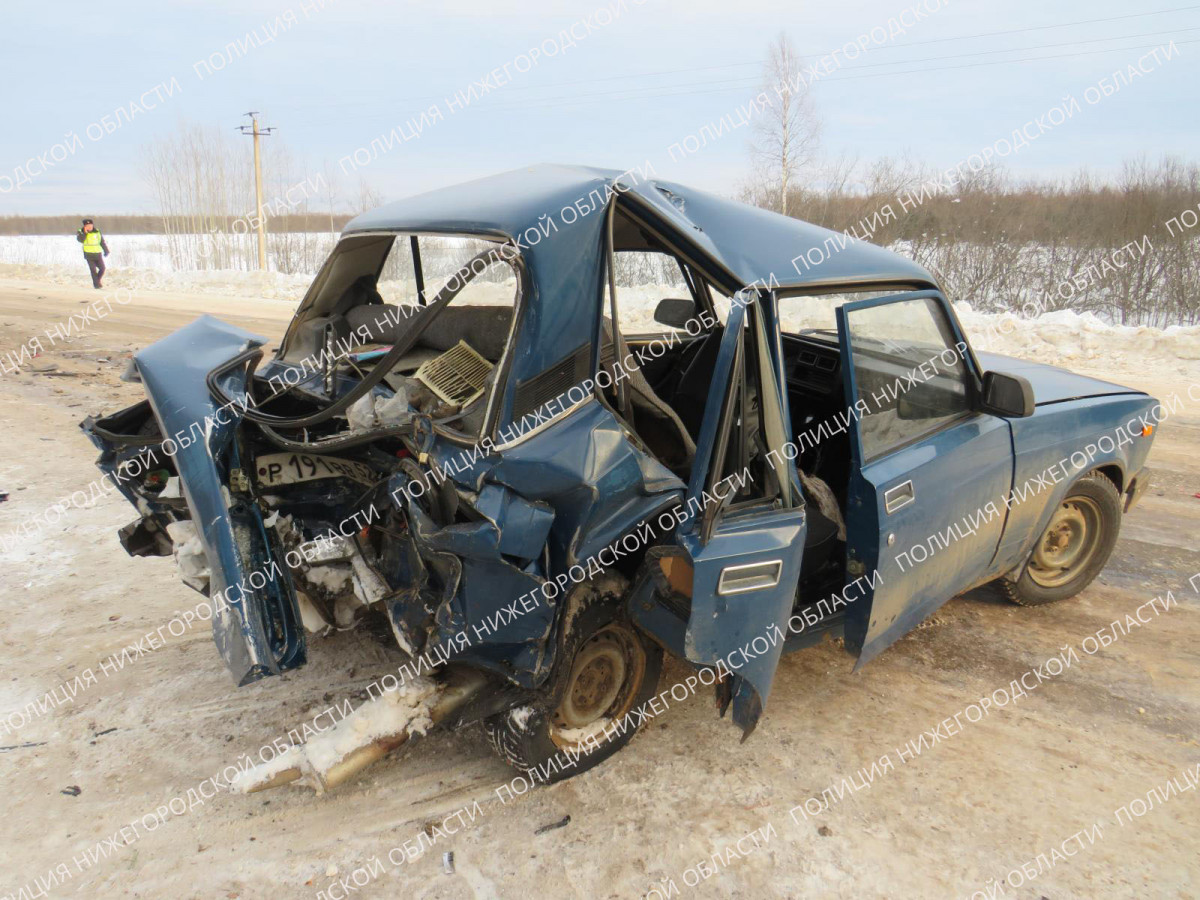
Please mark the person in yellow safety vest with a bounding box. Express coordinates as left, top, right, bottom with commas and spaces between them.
75, 218, 110, 289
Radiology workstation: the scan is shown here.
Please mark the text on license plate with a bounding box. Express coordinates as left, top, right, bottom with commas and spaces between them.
254, 453, 375, 487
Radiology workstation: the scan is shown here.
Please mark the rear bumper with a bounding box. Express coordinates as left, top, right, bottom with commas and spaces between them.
1124, 467, 1151, 512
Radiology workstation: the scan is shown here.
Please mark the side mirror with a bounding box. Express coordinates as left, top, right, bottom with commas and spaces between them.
981, 371, 1035, 418
653, 298, 696, 329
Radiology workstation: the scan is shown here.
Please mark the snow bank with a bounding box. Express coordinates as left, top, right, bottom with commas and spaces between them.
3, 259, 1197, 380
0, 260, 313, 301
955, 303, 1200, 377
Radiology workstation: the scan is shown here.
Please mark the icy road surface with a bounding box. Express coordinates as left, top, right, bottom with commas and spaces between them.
0, 272, 1197, 899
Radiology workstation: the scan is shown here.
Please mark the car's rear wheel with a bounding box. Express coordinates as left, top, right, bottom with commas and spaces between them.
482, 591, 661, 783
1002, 472, 1122, 607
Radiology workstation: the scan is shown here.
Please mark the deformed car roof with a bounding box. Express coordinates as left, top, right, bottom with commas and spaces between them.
343, 163, 938, 293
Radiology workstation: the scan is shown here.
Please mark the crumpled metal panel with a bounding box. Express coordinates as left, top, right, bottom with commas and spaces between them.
614, 174, 936, 293
387, 401, 683, 687
472, 483, 555, 562
393, 486, 551, 686
134, 315, 305, 685
485, 402, 685, 573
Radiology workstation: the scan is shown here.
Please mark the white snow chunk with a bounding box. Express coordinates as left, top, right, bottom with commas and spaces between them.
165, 520, 209, 592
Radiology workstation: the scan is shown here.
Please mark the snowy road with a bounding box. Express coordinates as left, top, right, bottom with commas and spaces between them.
0, 275, 1197, 899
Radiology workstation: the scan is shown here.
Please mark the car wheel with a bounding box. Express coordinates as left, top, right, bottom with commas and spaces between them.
1002, 472, 1122, 607
482, 599, 662, 783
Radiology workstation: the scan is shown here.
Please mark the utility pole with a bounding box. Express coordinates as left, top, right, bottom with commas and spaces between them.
238, 112, 274, 270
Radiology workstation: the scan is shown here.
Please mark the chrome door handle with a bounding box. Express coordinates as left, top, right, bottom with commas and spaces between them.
717, 560, 782, 596
884, 480, 914, 514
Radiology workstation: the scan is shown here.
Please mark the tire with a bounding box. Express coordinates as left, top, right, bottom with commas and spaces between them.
482, 583, 662, 783
1001, 472, 1122, 607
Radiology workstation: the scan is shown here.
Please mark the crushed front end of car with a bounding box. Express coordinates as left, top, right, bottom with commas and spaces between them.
82, 179, 688, 789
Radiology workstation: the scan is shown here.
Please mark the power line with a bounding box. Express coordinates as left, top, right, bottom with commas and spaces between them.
472, 29, 1198, 112
826, 37, 1197, 81
297, 35, 1195, 127
875, 2, 1200, 48
277, 5, 1200, 118
399, 39, 1198, 115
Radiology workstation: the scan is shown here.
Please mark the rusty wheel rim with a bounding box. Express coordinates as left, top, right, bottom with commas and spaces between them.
1028, 495, 1102, 589
549, 623, 646, 751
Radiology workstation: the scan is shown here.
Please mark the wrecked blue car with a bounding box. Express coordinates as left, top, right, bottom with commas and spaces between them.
83, 164, 1156, 789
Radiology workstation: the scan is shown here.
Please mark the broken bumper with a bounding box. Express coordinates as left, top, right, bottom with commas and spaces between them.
84, 316, 307, 685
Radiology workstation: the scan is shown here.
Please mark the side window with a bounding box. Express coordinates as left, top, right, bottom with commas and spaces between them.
846, 296, 971, 461
612, 250, 696, 335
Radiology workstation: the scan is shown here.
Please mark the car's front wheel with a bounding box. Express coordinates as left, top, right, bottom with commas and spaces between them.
1002, 472, 1122, 607
482, 589, 661, 783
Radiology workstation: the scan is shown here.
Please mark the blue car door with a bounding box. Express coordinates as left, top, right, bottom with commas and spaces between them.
677, 292, 807, 736
836, 291, 1013, 666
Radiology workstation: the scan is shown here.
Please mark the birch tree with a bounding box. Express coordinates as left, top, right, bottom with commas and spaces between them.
751, 32, 820, 216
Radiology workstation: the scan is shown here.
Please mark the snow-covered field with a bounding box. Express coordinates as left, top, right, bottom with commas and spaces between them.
0, 234, 183, 271
4, 253, 1198, 388
3, 228, 1199, 387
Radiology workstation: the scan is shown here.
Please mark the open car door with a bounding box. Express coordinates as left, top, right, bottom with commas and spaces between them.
677, 292, 807, 736
836, 290, 1012, 666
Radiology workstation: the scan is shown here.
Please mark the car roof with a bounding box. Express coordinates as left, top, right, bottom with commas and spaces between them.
343, 163, 937, 293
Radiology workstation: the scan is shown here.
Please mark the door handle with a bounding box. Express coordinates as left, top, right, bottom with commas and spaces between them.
884, 480, 915, 514
717, 560, 783, 596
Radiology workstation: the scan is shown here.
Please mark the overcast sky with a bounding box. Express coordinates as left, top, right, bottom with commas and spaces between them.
2, 0, 1197, 214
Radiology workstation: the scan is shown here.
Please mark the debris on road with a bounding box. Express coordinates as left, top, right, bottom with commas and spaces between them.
535, 815, 571, 835
0, 741, 47, 753
230, 677, 440, 793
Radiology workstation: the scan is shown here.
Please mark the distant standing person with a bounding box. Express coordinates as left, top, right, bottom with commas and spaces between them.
76, 218, 109, 288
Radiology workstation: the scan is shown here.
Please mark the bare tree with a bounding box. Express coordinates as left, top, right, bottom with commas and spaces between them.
141, 122, 256, 270
750, 32, 820, 216
142, 121, 333, 272
355, 177, 384, 215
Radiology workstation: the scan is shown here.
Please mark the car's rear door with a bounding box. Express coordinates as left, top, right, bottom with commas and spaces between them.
678, 292, 807, 736
836, 290, 1013, 666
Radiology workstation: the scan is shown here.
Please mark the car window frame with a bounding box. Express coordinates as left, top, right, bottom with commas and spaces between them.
836, 288, 986, 466
699, 295, 798, 541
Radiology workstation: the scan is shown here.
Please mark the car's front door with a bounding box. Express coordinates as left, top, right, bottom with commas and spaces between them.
678, 292, 807, 736
836, 290, 1013, 666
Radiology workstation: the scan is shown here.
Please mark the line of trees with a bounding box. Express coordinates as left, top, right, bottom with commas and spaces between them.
778, 156, 1200, 327
140, 122, 342, 273
138, 122, 385, 274
0, 213, 355, 236
745, 34, 1200, 327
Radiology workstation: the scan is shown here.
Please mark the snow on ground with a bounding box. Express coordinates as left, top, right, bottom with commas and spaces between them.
957, 303, 1200, 381
0, 260, 315, 301
3, 253, 1198, 385
0, 234, 182, 270
0, 233, 339, 275
0, 273, 1198, 899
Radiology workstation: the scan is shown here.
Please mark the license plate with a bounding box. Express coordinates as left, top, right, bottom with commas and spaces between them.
254, 452, 376, 488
